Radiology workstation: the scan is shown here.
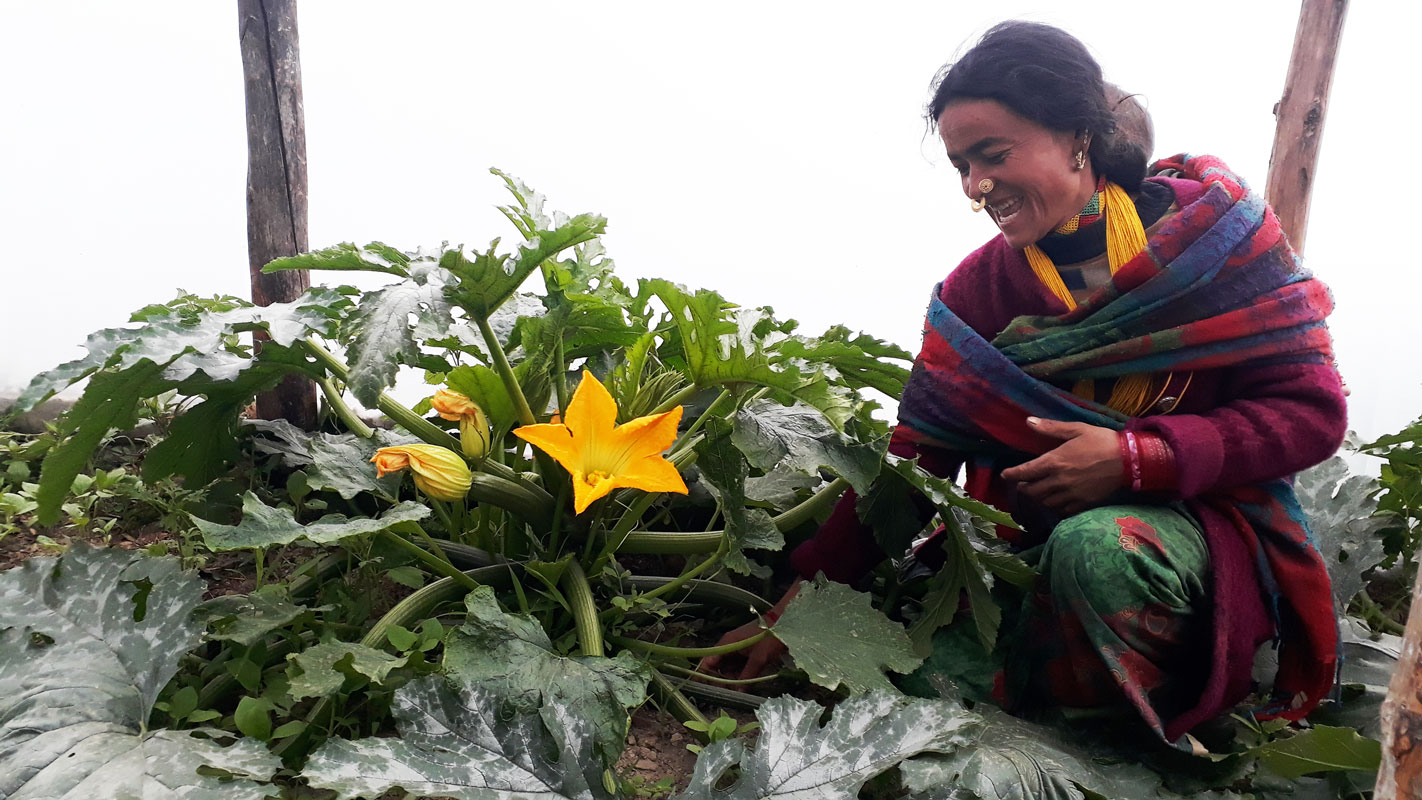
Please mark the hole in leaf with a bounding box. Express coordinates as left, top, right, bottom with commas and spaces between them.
124, 577, 154, 622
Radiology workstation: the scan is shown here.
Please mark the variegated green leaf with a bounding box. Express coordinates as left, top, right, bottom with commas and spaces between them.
442, 585, 648, 765
0, 543, 279, 799
302, 677, 613, 800
696, 418, 783, 574
343, 261, 455, 407
732, 398, 885, 494
287, 641, 409, 701
677, 692, 979, 799
191, 492, 430, 551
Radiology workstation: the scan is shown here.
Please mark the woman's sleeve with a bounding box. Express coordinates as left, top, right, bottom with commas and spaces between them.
1126, 360, 1347, 498
787, 428, 962, 584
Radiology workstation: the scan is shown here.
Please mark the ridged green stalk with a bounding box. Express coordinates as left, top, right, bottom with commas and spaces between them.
649, 670, 709, 728
318, 377, 373, 438
614, 476, 851, 554
560, 561, 603, 657
475, 316, 536, 427
609, 630, 769, 659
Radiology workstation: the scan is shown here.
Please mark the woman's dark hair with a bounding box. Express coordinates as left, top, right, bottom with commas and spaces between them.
927, 21, 1148, 190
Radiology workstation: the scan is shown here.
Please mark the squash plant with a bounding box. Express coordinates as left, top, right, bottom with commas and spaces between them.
3, 172, 1390, 799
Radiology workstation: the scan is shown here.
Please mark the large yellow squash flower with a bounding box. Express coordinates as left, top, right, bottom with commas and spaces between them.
371, 444, 473, 502
514, 371, 687, 513
430, 388, 491, 460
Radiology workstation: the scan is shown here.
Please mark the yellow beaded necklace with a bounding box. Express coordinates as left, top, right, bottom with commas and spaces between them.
1022, 181, 1162, 416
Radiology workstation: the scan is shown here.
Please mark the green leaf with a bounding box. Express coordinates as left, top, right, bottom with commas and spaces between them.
287, 640, 410, 701
696, 418, 784, 574
744, 465, 820, 510
906, 514, 1001, 654
442, 207, 607, 319
647, 280, 856, 430
18, 287, 350, 415
142, 369, 284, 485
443, 585, 649, 765
385, 565, 427, 589
771, 325, 914, 397
884, 453, 1020, 531
301, 676, 615, 800
191, 492, 431, 551
247, 419, 421, 500
1295, 456, 1394, 609
772, 575, 923, 694
264, 241, 411, 277
233, 695, 274, 741
386, 624, 419, 651
35, 360, 167, 525
445, 364, 519, 436
731, 398, 886, 494
901, 704, 1166, 800
344, 261, 455, 407
196, 588, 316, 646
1252, 725, 1382, 779
677, 692, 979, 800
0, 543, 280, 799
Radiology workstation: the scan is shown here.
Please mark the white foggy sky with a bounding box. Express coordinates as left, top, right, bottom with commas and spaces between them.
2, 1, 1418, 440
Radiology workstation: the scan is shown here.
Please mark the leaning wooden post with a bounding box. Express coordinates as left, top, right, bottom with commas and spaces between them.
1378, 563, 1422, 799
1264, 0, 1348, 256
239, 0, 318, 428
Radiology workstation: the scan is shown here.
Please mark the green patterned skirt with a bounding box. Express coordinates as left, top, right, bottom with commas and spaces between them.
900, 504, 1211, 742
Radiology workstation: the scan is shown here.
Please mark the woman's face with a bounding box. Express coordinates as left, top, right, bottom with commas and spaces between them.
937, 99, 1097, 249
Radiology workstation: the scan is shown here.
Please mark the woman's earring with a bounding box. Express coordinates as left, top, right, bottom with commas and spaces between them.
1075, 150, 1087, 171
971, 178, 993, 212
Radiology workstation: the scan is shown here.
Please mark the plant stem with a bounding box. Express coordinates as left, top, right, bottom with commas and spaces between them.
547, 480, 569, 556
772, 476, 850, 531
1357, 588, 1407, 635
599, 537, 728, 623
561, 561, 604, 657
380, 530, 480, 592
671, 389, 731, 455
318, 377, 373, 438
649, 670, 709, 728
651, 383, 701, 416
303, 339, 452, 446
475, 316, 536, 427
610, 630, 769, 659
658, 663, 787, 686
553, 338, 570, 415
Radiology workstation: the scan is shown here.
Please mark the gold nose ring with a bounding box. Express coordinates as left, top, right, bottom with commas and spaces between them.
970, 178, 994, 212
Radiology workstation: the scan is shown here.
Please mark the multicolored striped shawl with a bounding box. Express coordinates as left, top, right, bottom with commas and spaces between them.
898, 154, 1339, 741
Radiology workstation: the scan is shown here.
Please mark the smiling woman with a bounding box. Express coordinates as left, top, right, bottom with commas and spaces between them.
710, 20, 1349, 753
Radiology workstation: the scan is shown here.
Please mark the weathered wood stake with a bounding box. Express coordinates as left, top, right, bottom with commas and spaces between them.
1378, 563, 1422, 799
1264, 0, 1349, 256
239, 0, 317, 428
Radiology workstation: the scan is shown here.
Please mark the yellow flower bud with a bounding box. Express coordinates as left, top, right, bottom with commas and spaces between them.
371, 444, 473, 502
430, 389, 491, 460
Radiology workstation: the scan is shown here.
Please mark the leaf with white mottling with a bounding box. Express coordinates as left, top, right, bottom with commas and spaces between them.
732, 398, 885, 494
287, 641, 409, 701
1295, 456, 1394, 610
197, 588, 316, 646
344, 261, 455, 407
192, 492, 430, 551
443, 585, 648, 764
696, 418, 783, 574
0, 543, 280, 799
901, 705, 1166, 800
246, 419, 422, 500
772, 575, 922, 694
676, 692, 979, 800
302, 676, 613, 800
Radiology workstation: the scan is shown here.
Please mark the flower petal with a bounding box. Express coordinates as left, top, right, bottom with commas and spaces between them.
564, 370, 619, 444
606, 407, 683, 463
371, 448, 412, 477
513, 423, 581, 470
609, 455, 689, 497
570, 469, 618, 514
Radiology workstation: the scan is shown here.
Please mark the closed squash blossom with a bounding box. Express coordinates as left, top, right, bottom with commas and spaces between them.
371, 444, 473, 502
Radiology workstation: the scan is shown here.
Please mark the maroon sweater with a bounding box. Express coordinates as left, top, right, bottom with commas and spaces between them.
791, 177, 1348, 582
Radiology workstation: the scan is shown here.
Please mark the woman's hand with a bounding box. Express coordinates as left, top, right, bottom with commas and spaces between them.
697, 583, 799, 680
999, 417, 1123, 516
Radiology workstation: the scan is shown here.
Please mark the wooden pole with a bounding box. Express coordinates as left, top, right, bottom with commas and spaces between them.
1264, 0, 1349, 256
239, 0, 317, 428
1378, 564, 1422, 799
